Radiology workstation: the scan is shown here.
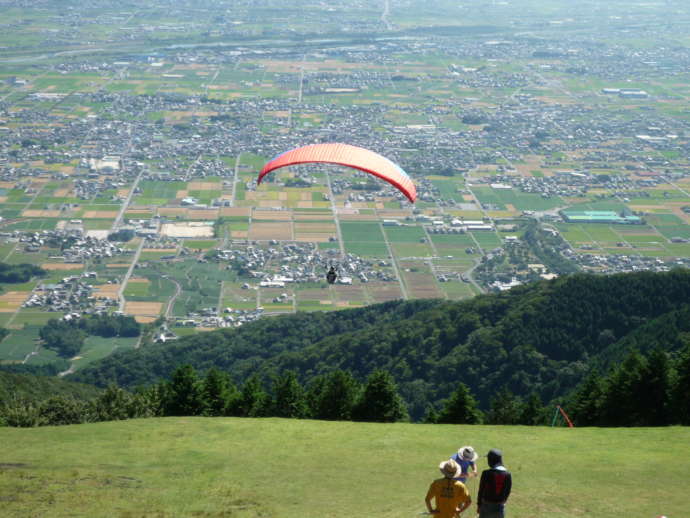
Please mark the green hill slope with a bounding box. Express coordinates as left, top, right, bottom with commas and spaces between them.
0, 371, 100, 402
71, 270, 690, 418
0, 418, 687, 518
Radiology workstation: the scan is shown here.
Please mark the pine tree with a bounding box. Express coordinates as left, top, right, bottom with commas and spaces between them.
164, 364, 204, 416
313, 370, 360, 421
520, 392, 545, 425
423, 405, 439, 424
672, 343, 690, 425
232, 375, 270, 417
437, 383, 482, 424
202, 368, 234, 417
305, 374, 327, 418
600, 351, 646, 426
486, 387, 522, 425
272, 370, 308, 418
636, 348, 671, 426
569, 371, 605, 426
352, 369, 408, 422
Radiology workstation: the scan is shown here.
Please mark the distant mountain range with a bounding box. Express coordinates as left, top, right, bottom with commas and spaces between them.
70, 269, 690, 420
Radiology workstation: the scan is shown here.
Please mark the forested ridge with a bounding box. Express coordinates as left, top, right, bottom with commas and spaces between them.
0, 371, 101, 402
70, 270, 690, 420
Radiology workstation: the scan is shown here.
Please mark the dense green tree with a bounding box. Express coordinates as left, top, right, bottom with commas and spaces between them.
437, 383, 482, 424
38, 396, 91, 426
520, 392, 545, 425
600, 352, 646, 426
107, 229, 134, 242
80, 314, 141, 338
40, 320, 86, 358
1, 397, 45, 427
0, 263, 46, 283
672, 344, 690, 425
313, 370, 360, 421
202, 368, 235, 417
164, 365, 204, 416
352, 370, 408, 422
139, 383, 166, 417
305, 374, 328, 418
272, 371, 308, 419
231, 375, 270, 417
423, 405, 440, 424
486, 387, 522, 425
568, 371, 606, 426
636, 349, 672, 426
94, 385, 132, 421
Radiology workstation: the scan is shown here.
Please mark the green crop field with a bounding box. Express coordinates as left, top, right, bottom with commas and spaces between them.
383, 225, 426, 243
124, 281, 150, 298
471, 232, 502, 249
71, 336, 139, 371
0, 325, 40, 362
474, 188, 566, 212
430, 179, 465, 202
430, 234, 477, 249
0, 418, 688, 518
342, 222, 389, 257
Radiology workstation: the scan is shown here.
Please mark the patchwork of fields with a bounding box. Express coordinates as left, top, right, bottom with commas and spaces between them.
1, 0, 689, 373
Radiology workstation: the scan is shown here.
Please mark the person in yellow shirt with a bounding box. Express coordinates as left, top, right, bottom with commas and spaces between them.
425, 459, 472, 517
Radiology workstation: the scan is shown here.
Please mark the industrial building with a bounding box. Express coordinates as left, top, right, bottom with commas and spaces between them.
560, 210, 644, 225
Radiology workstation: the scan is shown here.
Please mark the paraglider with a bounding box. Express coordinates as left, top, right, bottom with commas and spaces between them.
257, 143, 416, 203
326, 266, 338, 285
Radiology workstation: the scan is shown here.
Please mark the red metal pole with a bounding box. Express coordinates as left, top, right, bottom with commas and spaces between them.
557, 405, 574, 428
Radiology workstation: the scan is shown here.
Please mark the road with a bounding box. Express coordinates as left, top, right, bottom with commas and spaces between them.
463, 258, 485, 294
183, 153, 203, 182
112, 168, 143, 231
661, 175, 690, 198
324, 171, 346, 259
298, 60, 306, 104
379, 222, 408, 299
381, 0, 393, 30
118, 239, 145, 312
229, 152, 242, 206
204, 67, 220, 97
165, 277, 182, 319
111, 124, 140, 231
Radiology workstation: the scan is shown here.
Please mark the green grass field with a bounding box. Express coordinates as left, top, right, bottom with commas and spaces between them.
0, 418, 687, 517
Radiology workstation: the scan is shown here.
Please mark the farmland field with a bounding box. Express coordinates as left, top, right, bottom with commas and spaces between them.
0, 0, 689, 369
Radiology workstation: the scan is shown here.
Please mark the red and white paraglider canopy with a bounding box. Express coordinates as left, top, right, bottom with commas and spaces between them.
258, 143, 416, 203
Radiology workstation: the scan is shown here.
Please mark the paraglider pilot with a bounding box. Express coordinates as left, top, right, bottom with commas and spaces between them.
326, 266, 338, 285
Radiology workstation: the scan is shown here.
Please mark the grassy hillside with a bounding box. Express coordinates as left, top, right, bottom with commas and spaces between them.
0, 418, 687, 517
0, 371, 100, 402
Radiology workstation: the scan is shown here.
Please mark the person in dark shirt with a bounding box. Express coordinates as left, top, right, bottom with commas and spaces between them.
477, 448, 512, 518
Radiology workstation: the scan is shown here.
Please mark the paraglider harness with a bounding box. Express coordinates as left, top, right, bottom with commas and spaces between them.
326, 266, 338, 285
